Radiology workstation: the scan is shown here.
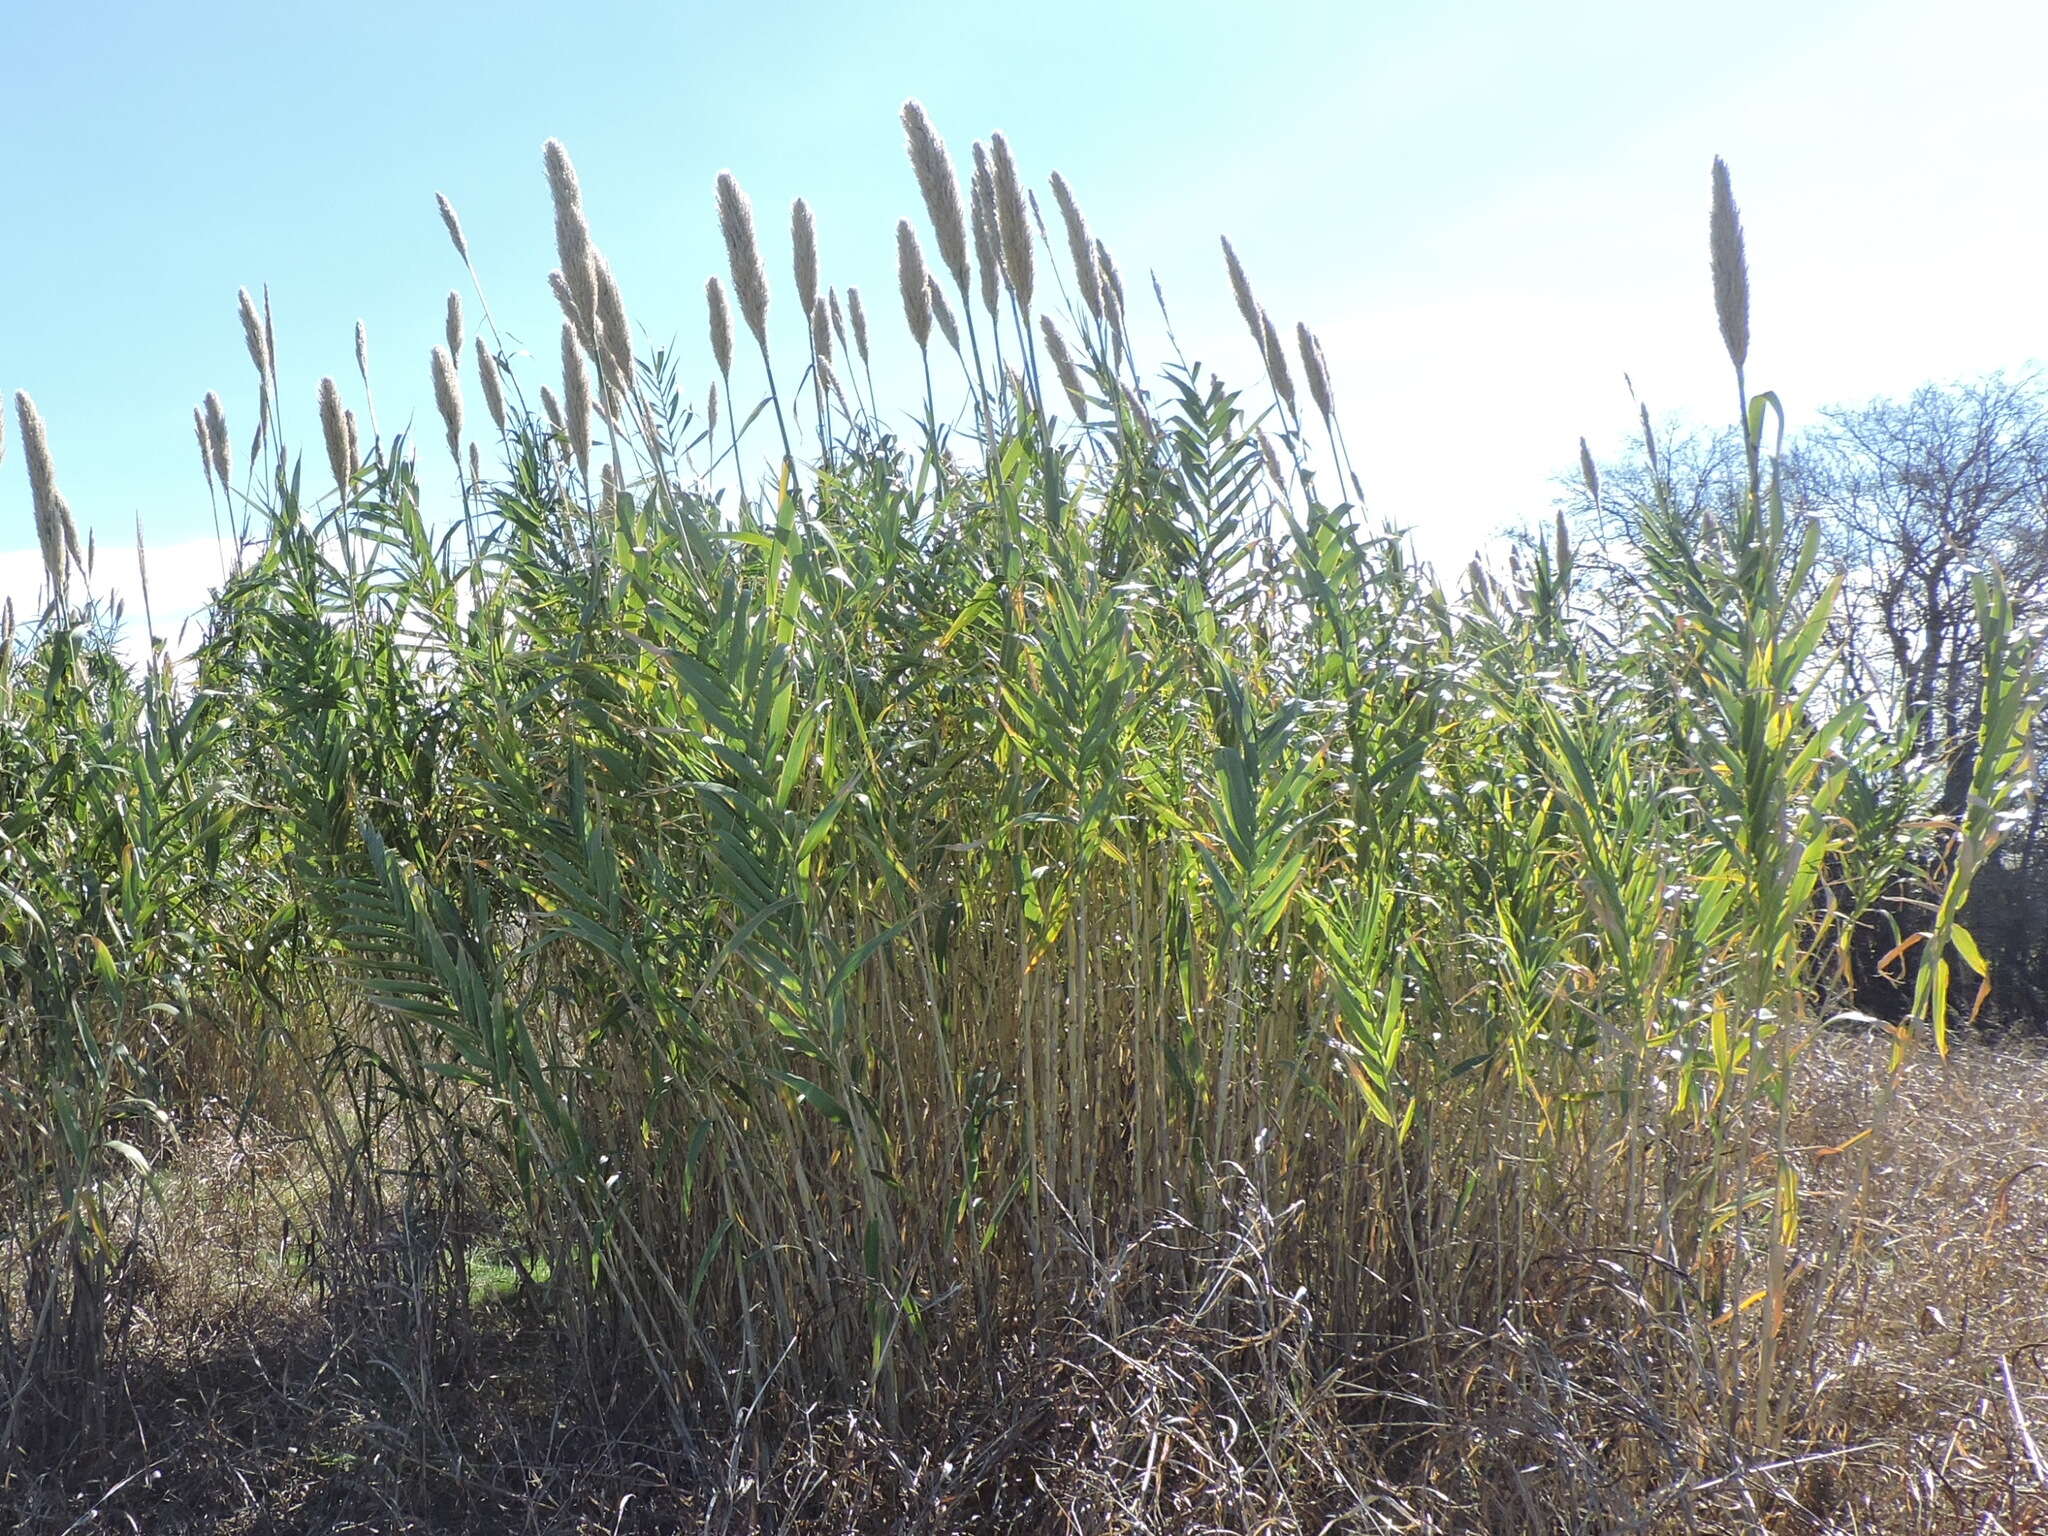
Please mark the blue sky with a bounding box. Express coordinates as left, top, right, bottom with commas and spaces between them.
5, 0, 2048, 638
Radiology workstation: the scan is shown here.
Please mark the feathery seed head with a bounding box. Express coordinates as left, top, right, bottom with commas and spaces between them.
474, 337, 507, 432
430, 345, 463, 465
468, 440, 481, 486
237, 287, 271, 384
317, 376, 351, 499
560, 322, 591, 477
791, 199, 819, 322
1039, 316, 1088, 420
715, 172, 771, 349
901, 100, 970, 297
1578, 437, 1600, 505
847, 285, 871, 365
192, 405, 212, 492
1256, 428, 1286, 490
927, 278, 959, 353
435, 192, 470, 261
541, 384, 565, 433
810, 296, 834, 366
549, 269, 597, 357
345, 409, 360, 479
592, 246, 634, 383
897, 219, 932, 350
203, 392, 232, 489
1048, 173, 1101, 321
705, 276, 734, 379
827, 287, 848, 357
989, 132, 1034, 309
13, 391, 69, 601
1259, 310, 1296, 413
1220, 238, 1264, 355
1296, 323, 1333, 420
445, 291, 465, 360
543, 139, 598, 334
970, 144, 1001, 319
355, 319, 370, 385
706, 380, 719, 436
1709, 156, 1750, 374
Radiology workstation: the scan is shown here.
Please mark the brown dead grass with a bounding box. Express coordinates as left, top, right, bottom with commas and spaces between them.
6, 1036, 2047, 1534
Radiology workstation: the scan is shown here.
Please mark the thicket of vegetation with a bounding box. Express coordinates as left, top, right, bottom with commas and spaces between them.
2, 113, 2044, 1532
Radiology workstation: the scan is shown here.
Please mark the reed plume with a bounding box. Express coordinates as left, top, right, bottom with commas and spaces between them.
990, 133, 1034, 309
204, 392, 232, 490
544, 138, 598, 335
1048, 172, 1101, 321
317, 376, 351, 499
435, 191, 470, 262
1039, 316, 1088, 419
901, 100, 970, 298
1220, 238, 1265, 358
1095, 238, 1128, 350
345, 409, 360, 479
13, 391, 75, 604
1296, 322, 1333, 421
192, 406, 213, 494
791, 199, 819, 323
468, 440, 481, 486
1710, 156, 1750, 374
927, 277, 959, 353
705, 276, 734, 379
541, 385, 565, 434
445, 291, 464, 360
897, 220, 932, 349
706, 380, 719, 437
593, 247, 634, 384
971, 144, 1001, 319
1578, 436, 1601, 506
475, 337, 507, 432
237, 287, 271, 386
431, 345, 464, 465
550, 270, 597, 357
847, 286, 870, 366
715, 172, 771, 349
561, 322, 591, 477
827, 287, 848, 358
1259, 310, 1296, 413
355, 320, 371, 387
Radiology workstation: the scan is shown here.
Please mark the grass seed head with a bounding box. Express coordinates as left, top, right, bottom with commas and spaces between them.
791, 198, 819, 323
1578, 437, 1600, 506
1039, 315, 1088, 419
706, 379, 719, 436
715, 172, 771, 350
593, 246, 634, 384
1260, 309, 1296, 413
550, 269, 597, 357
847, 286, 871, 366
1710, 156, 1750, 374
560, 322, 591, 477
13, 391, 76, 604
474, 337, 507, 432
901, 100, 970, 298
897, 220, 932, 350
810, 295, 834, 366
971, 144, 1001, 319
990, 132, 1034, 310
544, 139, 598, 335
317, 376, 351, 499
345, 409, 360, 479
445, 291, 465, 360
540, 384, 564, 433
1296, 322, 1333, 420
468, 440, 481, 486
927, 277, 959, 353
354, 319, 370, 386
204, 391, 232, 489
435, 191, 470, 262
430, 344, 463, 465
1048, 173, 1101, 321
705, 276, 734, 379
237, 287, 271, 385
1220, 238, 1264, 356
191, 405, 212, 493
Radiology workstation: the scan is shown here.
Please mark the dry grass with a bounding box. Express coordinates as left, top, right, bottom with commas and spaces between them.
3, 1037, 2041, 1533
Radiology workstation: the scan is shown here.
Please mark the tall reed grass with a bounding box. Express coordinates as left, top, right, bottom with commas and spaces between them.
0, 110, 2038, 1529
